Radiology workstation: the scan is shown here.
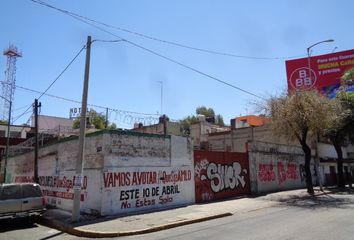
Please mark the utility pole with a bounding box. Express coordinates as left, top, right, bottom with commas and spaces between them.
72, 36, 92, 222
34, 99, 41, 183
3, 99, 12, 183
105, 107, 108, 128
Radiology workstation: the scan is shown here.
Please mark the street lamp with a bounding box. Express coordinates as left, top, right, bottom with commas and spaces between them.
307, 39, 334, 86
0, 96, 12, 183
307, 39, 334, 191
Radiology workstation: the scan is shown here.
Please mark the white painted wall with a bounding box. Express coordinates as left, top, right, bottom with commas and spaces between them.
318, 142, 348, 159
7, 130, 195, 216
248, 141, 315, 194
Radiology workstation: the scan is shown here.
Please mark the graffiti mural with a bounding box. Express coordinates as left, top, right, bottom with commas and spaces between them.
100, 167, 194, 215
194, 151, 250, 203
258, 162, 300, 185
277, 162, 299, 185
258, 163, 276, 182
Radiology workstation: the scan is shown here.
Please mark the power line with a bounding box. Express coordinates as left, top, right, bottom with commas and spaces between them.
30, 0, 304, 60
38, 45, 85, 100
12, 108, 32, 122
11, 44, 85, 123
3, 81, 160, 117
30, 0, 265, 100
13, 104, 32, 112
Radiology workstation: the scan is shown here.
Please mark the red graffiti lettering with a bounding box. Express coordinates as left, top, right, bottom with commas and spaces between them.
286, 163, 298, 180
103, 172, 131, 188
277, 162, 287, 185
131, 172, 157, 185
258, 164, 276, 182
277, 162, 299, 185
14, 176, 34, 183
160, 170, 192, 184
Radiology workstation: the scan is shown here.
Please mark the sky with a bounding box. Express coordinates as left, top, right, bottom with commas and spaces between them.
1, 0, 353, 129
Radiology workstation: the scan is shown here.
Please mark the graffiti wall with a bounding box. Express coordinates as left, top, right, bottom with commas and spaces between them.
248, 141, 315, 194
7, 130, 195, 216
100, 166, 194, 215
194, 150, 250, 203
7, 137, 103, 214
100, 134, 194, 215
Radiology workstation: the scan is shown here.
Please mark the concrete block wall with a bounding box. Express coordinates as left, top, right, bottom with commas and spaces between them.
6, 135, 104, 214
248, 141, 315, 194
100, 132, 194, 215
6, 130, 195, 216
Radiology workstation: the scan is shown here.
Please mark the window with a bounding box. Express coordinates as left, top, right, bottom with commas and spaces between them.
0, 130, 5, 137
22, 184, 42, 198
0, 185, 22, 200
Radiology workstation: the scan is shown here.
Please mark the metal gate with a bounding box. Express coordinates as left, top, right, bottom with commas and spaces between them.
194, 150, 250, 203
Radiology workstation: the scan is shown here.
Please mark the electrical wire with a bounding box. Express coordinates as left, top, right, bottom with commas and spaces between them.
30, 0, 304, 60
2, 81, 160, 117
30, 0, 266, 100
13, 104, 33, 112
38, 45, 86, 100
11, 44, 85, 123
12, 109, 33, 122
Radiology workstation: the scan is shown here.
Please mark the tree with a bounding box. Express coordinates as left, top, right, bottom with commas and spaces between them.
265, 90, 334, 194
180, 115, 198, 135
196, 106, 225, 126
196, 106, 215, 118
180, 106, 225, 135
73, 110, 117, 130
324, 68, 354, 188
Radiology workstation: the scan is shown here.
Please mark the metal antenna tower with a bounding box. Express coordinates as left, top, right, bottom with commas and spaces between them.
2, 45, 22, 122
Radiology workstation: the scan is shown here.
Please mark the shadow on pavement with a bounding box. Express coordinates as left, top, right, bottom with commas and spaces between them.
0, 218, 39, 233
38, 231, 64, 240
273, 189, 354, 209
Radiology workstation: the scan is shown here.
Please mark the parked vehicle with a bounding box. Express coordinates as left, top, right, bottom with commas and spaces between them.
0, 183, 46, 220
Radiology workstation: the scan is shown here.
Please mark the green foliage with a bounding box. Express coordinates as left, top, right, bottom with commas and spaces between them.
341, 67, 354, 84
215, 114, 225, 126
264, 90, 335, 194
73, 110, 117, 130
0, 120, 8, 125
179, 115, 198, 135
179, 106, 225, 135
196, 106, 215, 118
323, 68, 354, 188
325, 68, 354, 144
267, 90, 334, 142
107, 123, 117, 130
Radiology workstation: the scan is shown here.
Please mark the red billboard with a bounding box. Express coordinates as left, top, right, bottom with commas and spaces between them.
285, 49, 354, 97
194, 150, 250, 203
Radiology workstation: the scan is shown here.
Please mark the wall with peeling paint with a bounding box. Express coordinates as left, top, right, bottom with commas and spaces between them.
6, 130, 194, 216
248, 141, 316, 194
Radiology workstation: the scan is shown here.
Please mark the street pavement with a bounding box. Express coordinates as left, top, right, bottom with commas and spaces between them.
0, 218, 66, 240
1, 187, 353, 239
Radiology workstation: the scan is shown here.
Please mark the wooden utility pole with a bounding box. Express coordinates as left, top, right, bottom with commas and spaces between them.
72, 36, 92, 222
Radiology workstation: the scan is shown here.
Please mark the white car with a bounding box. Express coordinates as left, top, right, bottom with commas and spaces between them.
0, 183, 46, 220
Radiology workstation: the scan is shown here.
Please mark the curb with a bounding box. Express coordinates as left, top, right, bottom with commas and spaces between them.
41, 212, 233, 238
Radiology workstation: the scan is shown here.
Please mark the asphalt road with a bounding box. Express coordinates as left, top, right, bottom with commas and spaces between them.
119, 192, 354, 240
0, 218, 68, 240
120, 206, 354, 240
1, 192, 354, 240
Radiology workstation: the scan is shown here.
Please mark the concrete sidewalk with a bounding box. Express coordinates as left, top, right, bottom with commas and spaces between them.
40, 188, 338, 238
